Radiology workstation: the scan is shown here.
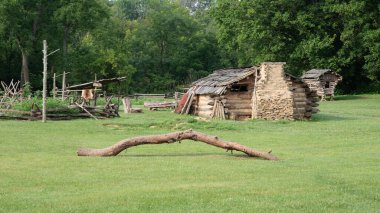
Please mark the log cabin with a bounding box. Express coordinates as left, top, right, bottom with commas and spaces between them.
301, 69, 342, 100
179, 62, 319, 120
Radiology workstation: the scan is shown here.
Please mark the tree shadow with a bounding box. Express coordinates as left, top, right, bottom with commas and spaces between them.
121, 153, 223, 157
120, 152, 261, 159
333, 95, 368, 101
231, 154, 262, 160
312, 113, 354, 122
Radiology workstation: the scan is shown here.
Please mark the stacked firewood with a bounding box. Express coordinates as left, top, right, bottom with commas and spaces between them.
253, 64, 295, 120
255, 95, 294, 120
211, 99, 225, 119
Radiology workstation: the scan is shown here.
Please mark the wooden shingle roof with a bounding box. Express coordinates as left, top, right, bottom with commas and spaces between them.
302, 69, 339, 79
192, 67, 258, 95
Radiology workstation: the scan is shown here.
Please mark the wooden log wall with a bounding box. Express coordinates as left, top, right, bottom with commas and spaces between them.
193, 77, 254, 120
303, 78, 325, 99
303, 73, 341, 100
290, 82, 307, 120
290, 80, 320, 120
321, 73, 340, 98
194, 95, 214, 118
191, 63, 322, 121
223, 76, 254, 120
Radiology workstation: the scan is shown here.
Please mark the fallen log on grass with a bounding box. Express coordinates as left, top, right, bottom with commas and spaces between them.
77, 129, 278, 160
0, 109, 32, 115
144, 101, 176, 110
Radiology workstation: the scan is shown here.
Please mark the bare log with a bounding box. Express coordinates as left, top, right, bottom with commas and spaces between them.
122, 97, 131, 113
0, 109, 32, 115
75, 102, 98, 120
130, 108, 143, 113
77, 129, 278, 160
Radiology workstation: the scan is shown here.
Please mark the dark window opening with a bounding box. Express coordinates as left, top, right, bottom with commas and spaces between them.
231, 84, 248, 92
325, 82, 330, 88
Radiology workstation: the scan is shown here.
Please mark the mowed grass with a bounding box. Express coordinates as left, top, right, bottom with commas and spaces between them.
0, 95, 379, 212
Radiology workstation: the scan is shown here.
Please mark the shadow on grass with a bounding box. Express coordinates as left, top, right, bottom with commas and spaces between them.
122, 153, 227, 157
121, 152, 261, 159
334, 95, 368, 101
312, 113, 354, 122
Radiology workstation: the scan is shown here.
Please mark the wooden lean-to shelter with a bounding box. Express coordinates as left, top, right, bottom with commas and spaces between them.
65, 77, 128, 118
178, 62, 319, 120
301, 69, 342, 100
67, 77, 127, 101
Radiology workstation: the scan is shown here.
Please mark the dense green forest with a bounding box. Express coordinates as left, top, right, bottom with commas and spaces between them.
0, 0, 379, 94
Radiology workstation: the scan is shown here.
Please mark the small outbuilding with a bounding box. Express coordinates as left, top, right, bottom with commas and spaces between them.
178, 62, 319, 120
66, 77, 127, 102
301, 69, 342, 100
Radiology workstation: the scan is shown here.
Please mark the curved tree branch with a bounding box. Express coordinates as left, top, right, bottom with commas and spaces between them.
77, 129, 278, 160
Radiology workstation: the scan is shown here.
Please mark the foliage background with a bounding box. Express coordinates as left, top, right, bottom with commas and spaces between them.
0, 0, 379, 94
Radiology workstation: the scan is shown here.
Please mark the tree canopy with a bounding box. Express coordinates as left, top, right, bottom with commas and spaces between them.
0, 0, 379, 94
212, 0, 380, 93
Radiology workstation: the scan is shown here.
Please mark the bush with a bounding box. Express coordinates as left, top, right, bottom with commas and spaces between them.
22, 83, 32, 98
12, 98, 79, 114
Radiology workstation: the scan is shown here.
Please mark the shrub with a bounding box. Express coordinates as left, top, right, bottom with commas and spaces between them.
12, 98, 79, 114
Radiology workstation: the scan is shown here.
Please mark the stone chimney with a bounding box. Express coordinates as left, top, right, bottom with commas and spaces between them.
252, 62, 294, 120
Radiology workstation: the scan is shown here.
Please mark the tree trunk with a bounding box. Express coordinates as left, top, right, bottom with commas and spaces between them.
159, 32, 168, 72
61, 71, 66, 101
159, 40, 165, 71
32, 4, 43, 48
63, 26, 68, 57
16, 36, 30, 85
21, 49, 30, 85
63, 25, 69, 70
53, 72, 56, 99
77, 129, 278, 160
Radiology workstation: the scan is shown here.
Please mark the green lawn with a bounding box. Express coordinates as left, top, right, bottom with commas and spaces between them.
0, 95, 379, 212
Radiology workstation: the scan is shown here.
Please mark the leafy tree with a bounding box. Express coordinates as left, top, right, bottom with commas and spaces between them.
0, 0, 111, 90
113, 0, 149, 20
67, 20, 136, 88
0, 0, 50, 85
53, 0, 109, 71
180, 0, 215, 14
123, 0, 220, 92
212, 0, 380, 93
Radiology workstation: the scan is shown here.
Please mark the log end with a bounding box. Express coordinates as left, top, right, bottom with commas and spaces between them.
77, 148, 93, 156
77, 148, 112, 156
